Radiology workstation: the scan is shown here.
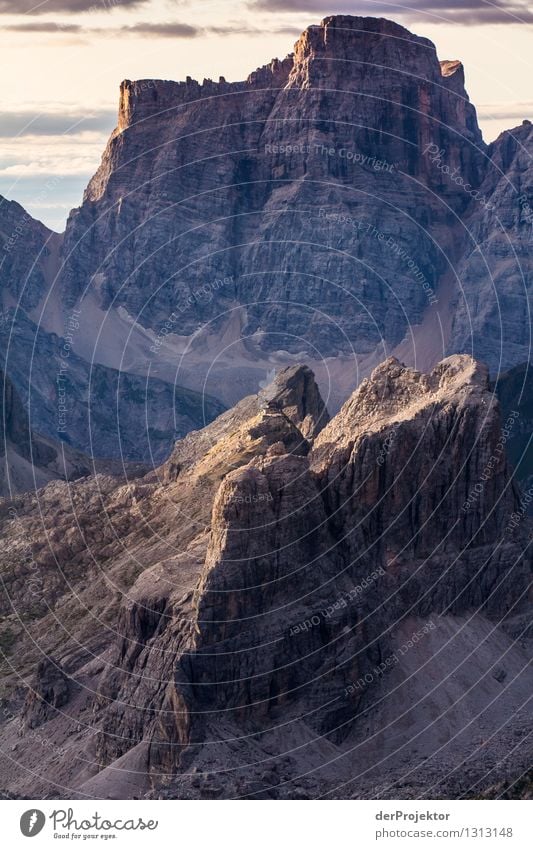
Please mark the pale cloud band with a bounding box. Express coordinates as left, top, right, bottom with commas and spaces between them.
0, 108, 117, 136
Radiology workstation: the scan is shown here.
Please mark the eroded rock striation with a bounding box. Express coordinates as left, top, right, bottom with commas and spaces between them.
58, 16, 486, 362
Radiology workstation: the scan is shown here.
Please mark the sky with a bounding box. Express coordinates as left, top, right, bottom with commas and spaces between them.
0, 0, 531, 231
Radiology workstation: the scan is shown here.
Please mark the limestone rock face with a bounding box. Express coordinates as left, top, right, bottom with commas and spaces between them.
163, 363, 324, 481
1, 16, 532, 467
494, 360, 533, 500
448, 121, 533, 371
58, 15, 485, 363
1, 368, 34, 462
157, 356, 528, 769
311, 355, 518, 555
261, 364, 330, 438
0, 197, 55, 311
0, 305, 226, 464
0, 198, 225, 465
2, 359, 526, 799
20, 658, 70, 731
0, 367, 96, 496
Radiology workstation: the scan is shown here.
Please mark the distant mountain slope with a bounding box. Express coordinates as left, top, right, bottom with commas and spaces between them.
0, 367, 93, 496
448, 120, 533, 371
0, 203, 226, 465
0, 195, 58, 311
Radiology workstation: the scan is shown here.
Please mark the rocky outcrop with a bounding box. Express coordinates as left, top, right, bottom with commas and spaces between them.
89, 366, 327, 768
311, 356, 520, 556
150, 356, 529, 783
259, 364, 330, 438
1, 358, 524, 799
163, 363, 324, 482
20, 657, 70, 731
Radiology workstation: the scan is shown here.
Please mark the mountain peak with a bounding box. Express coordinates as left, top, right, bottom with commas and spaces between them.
260, 364, 330, 439
287, 13, 440, 88
306, 14, 426, 40
313, 355, 492, 456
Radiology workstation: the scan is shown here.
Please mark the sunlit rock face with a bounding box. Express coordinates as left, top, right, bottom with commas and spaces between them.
1, 359, 530, 800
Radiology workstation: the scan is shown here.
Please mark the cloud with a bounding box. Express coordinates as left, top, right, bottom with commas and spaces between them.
121, 21, 199, 37
3, 19, 303, 37
477, 101, 533, 120
248, 0, 533, 25
2, 20, 201, 37
0, 130, 110, 177
0, 161, 96, 176
5, 22, 83, 31
0, 108, 116, 137
209, 23, 303, 36
0, 0, 145, 12
0, 173, 97, 230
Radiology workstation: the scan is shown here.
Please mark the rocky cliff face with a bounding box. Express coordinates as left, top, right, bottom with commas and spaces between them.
0, 264, 225, 464
0, 367, 96, 496
0, 358, 530, 800
495, 360, 533, 503
0, 17, 531, 798
0, 196, 56, 311
2, 15, 531, 464
448, 120, 533, 371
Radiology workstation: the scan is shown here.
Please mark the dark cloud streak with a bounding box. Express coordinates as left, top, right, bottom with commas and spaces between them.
0, 0, 145, 12
5, 22, 83, 32
249, 0, 533, 25
3, 20, 201, 36
3, 20, 303, 37
122, 21, 199, 37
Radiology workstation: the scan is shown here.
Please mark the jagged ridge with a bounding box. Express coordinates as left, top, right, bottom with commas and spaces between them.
0, 358, 530, 800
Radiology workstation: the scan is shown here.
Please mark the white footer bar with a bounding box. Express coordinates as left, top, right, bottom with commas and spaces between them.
3, 799, 531, 848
